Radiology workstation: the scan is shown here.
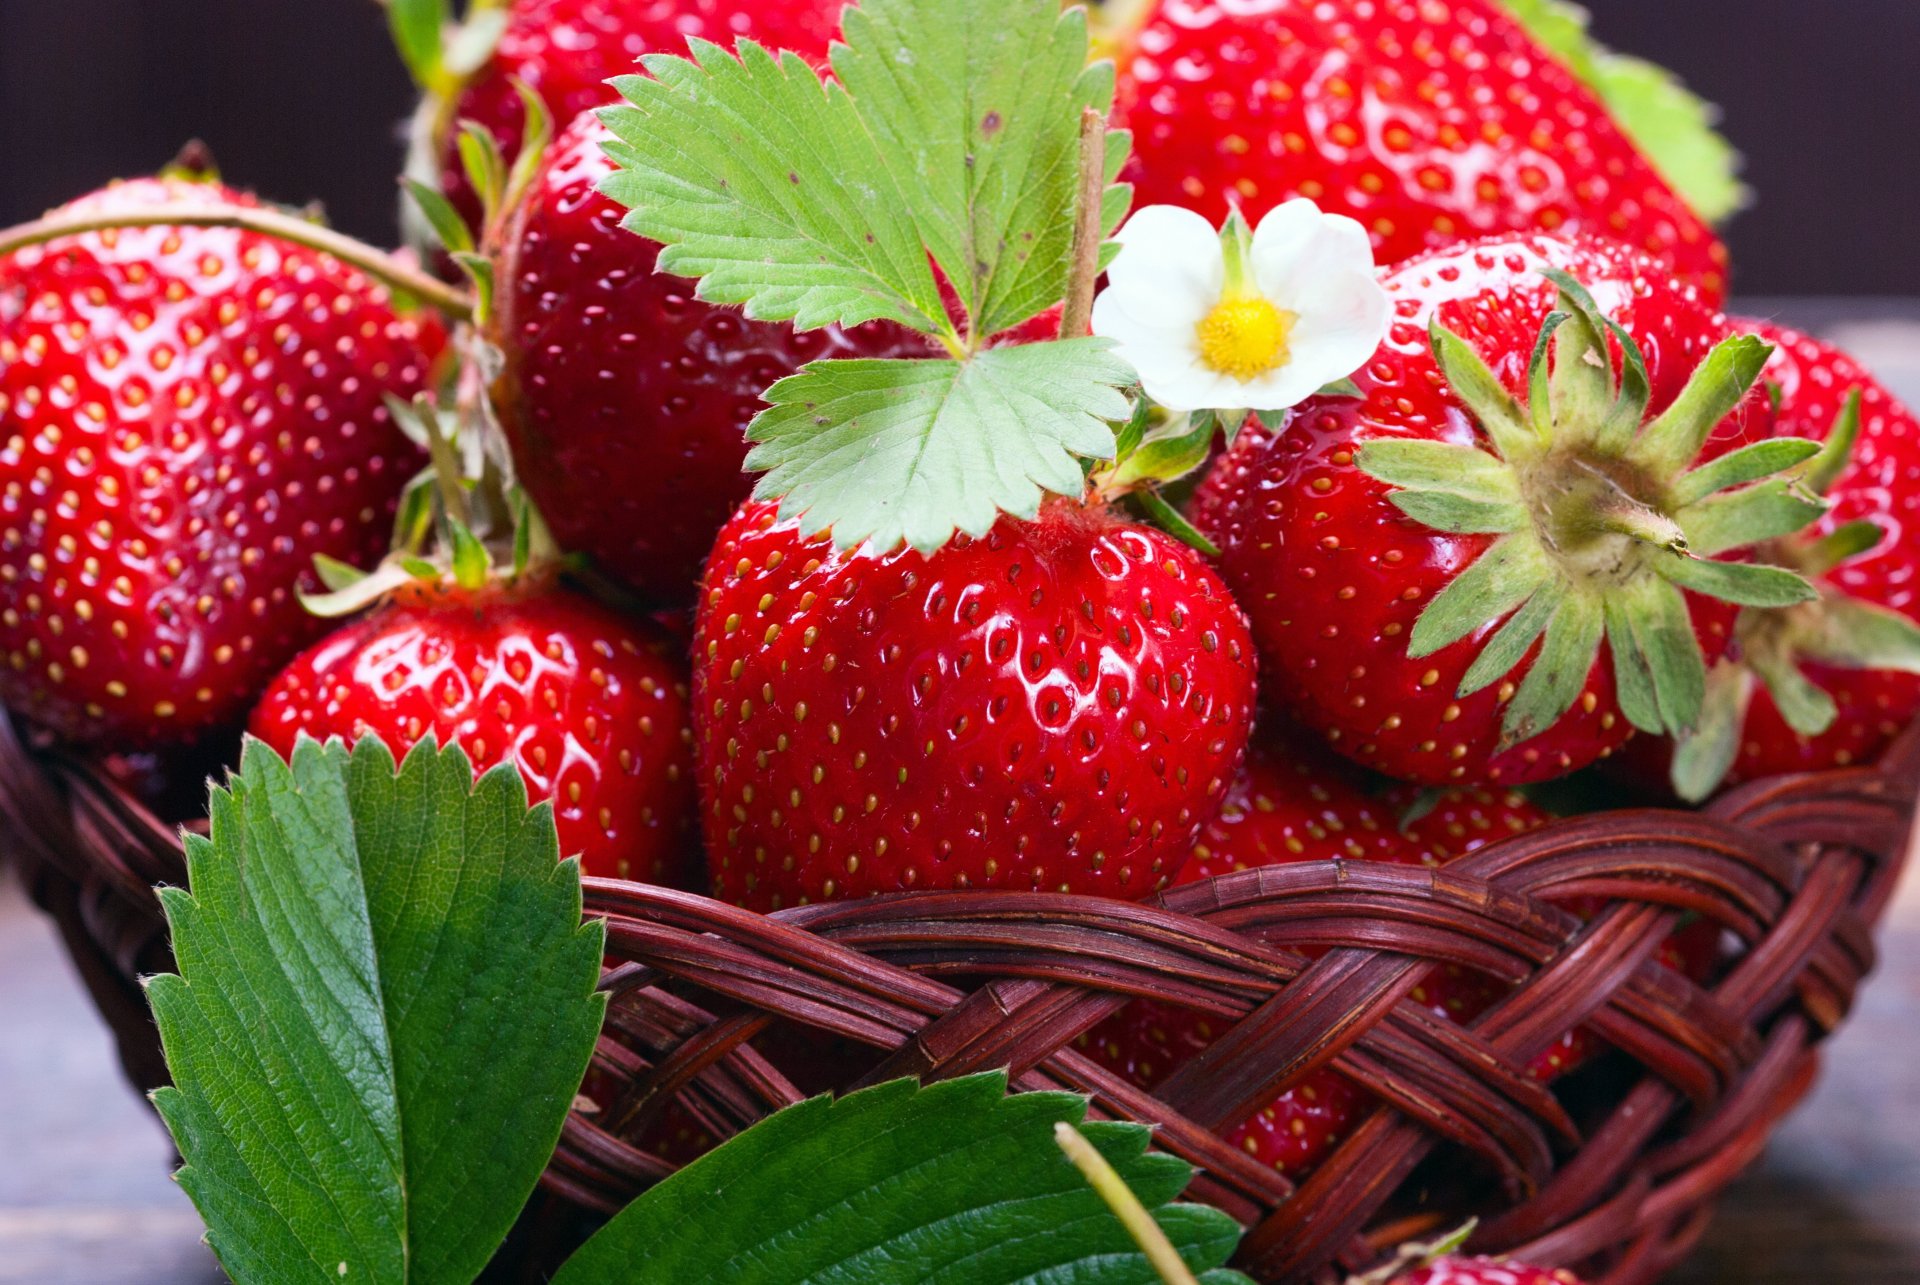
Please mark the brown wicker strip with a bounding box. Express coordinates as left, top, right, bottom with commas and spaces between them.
1, 706, 1912, 1284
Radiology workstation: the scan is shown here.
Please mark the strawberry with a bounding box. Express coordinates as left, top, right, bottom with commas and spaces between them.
0, 177, 443, 747
694, 499, 1258, 910
1185, 729, 1412, 876
1655, 321, 1920, 797
1388, 1256, 1585, 1285
428, 0, 849, 235
250, 577, 697, 884
1082, 733, 1552, 1179
1106, 0, 1732, 301
1193, 233, 1818, 787
1383, 782, 1558, 869
492, 113, 930, 603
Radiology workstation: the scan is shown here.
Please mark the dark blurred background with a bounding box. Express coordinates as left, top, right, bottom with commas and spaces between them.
0, 0, 1916, 296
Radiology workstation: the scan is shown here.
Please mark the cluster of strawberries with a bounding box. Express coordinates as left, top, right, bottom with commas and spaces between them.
4, 4, 1913, 1280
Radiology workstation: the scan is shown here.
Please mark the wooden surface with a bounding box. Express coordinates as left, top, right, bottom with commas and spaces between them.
2, 311, 1918, 1282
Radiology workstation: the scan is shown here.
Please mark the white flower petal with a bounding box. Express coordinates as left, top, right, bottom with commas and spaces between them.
1241, 198, 1391, 405
1286, 279, 1392, 387
1092, 293, 1204, 395
1141, 360, 1244, 415
1095, 205, 1224, 341
1232, 360, 1339, 413
1250, 200, 1377, 311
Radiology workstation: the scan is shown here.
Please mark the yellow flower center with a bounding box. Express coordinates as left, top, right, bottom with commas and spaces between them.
1197, 295, 1295, 382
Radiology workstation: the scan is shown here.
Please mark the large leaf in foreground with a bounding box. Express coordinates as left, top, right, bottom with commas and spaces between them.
551, 1072, 1251, 1285
148, 736, 606, 1285
747, 342, 1133, 553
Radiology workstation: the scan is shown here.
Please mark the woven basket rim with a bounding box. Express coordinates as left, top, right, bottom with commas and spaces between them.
4, 711, 1915, 1285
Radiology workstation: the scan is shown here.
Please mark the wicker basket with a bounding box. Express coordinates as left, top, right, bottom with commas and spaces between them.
5, 706, 1914, 1285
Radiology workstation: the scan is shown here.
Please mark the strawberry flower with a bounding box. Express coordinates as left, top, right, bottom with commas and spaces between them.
1092, 201, 1390, 414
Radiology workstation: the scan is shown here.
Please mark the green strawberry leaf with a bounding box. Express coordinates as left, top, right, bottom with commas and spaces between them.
550, 1072, 1251, 1285
147, 736, 606, 1285
1498, 0, 1746, 223
598, 0, 1127, 343
748, 343, 1133, 553
600, 40, 946, 335
1105, 410, 1219, 490
832, 0, 1129, 338
597, 0, 1140, 553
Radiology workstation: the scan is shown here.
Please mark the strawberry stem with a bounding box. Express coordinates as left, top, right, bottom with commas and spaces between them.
1345, 1220, 1480, 1285
1059, 107, 1108, 342
1052, 1123, 1199, 1285
0, 204, 474, 321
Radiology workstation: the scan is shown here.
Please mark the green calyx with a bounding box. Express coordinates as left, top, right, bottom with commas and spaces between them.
1669, 389, 1920, 799
390, 0, 529, 296
1346, 1221, 1480, 1285
385, 0, 510, 99
1357, 271, 1825, 752
1091, 400, 1223, 555
301, 391, 563, 617
403, 80, 553, 326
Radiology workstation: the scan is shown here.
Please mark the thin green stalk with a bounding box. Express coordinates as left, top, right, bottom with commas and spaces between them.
0, 204, 474, 321
1053, 1123, 1200, 1285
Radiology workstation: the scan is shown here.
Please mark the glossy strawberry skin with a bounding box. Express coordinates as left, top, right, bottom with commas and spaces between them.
1732, 322, 1920, 778
0, 179, 441, 747
1114, 0, 1728, 302
1194, 235, 1756, 786
249, 581, 697, 885
494, 114, 930, 603
695, 501, 1259, 910
441, 0, 848, 231
1082, 734, 1552, 1179
1392, 1257, 1585, 1285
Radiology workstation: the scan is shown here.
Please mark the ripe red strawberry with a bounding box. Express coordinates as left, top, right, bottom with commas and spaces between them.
250, 578, 697, 884
1194, 233, 1811, 787
1183, 730, 1410, 876
1390, 1256, 1585, 1285
0, 178, 442, 747
493, 113, 931, 603
434, 0, 848, 233
1082, 733, 1552, 1179
694, 499, 1258, 910
1656, 321, 1920, 796
1109, 0, 1731, 301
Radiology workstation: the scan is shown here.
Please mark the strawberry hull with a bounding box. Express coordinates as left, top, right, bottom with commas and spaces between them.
1735, 321, 1920, 779
1196, 234, 1766, 785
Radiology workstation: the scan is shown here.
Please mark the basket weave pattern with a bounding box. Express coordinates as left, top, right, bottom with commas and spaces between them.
4, 707, 1914, 1285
